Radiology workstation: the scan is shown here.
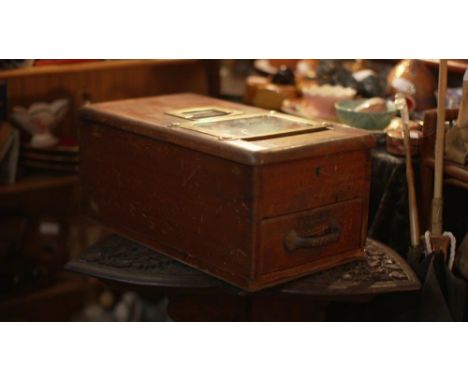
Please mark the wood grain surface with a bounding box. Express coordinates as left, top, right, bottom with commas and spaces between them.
80, 94, 374, 291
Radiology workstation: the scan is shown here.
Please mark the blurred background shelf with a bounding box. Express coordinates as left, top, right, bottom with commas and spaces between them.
420, 59, 468, 73
0, 174, 79, 216
0, 59, 192, 79
0, 59, 221, 320
0, 174, 78, 196
1, 59, 220, 138
0, 272, 102, 321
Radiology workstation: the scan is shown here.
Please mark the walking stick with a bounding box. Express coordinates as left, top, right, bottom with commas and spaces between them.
395, 93, 422, 262
425, 59, 456, 269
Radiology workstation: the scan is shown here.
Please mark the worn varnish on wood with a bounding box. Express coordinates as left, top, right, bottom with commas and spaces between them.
79, 93, 375, 291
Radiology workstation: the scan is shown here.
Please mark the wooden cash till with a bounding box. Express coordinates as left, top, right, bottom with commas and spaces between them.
79, 93, 375, 291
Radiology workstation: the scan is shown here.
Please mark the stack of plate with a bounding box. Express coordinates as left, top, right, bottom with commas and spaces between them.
20, 144, 79, 173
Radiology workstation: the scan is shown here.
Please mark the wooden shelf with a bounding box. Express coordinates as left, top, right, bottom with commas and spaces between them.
423, 156, 468, 183
0, 272, 101, 321
0, 59, 195, 79
0, 174, 78, 196
0, 173, 80, 216
420, 59, 468, 73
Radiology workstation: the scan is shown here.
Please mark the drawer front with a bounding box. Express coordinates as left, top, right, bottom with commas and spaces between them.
259, 199, 363, 275
258, 150, 369, 217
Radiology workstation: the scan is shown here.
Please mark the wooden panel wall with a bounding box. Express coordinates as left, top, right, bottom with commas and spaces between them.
1, 60, 214, 137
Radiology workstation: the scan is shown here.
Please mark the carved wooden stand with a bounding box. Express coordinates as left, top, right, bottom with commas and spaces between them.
66, 235, 420, 321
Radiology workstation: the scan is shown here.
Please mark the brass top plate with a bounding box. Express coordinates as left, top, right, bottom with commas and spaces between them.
166, 107, 329, 140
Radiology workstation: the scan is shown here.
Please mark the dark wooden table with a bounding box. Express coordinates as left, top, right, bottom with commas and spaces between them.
66, 235, 420, 321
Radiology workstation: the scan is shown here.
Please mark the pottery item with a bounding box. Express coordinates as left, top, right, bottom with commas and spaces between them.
301, 84, 356, 119
387, 59, 436, 111
335, 99, 396, 130
10, 99, 69, 148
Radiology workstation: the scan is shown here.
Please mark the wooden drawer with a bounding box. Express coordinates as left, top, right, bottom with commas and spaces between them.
259, 199, 363, 275
258, 150, 369, 217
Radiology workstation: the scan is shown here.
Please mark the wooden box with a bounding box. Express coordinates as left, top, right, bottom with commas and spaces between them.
79, 93, 375, 291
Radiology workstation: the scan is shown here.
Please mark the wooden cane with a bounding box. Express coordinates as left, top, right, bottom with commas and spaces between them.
429, 59, 451, 257
395, 93, 420, 248
431, 59, 448, 236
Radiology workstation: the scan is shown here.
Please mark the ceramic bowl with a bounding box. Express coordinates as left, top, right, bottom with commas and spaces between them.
335, 99, 396, 130
301, 84, 356, 119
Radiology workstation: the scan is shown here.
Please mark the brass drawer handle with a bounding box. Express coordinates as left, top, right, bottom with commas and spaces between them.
284, 221, 341, 252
